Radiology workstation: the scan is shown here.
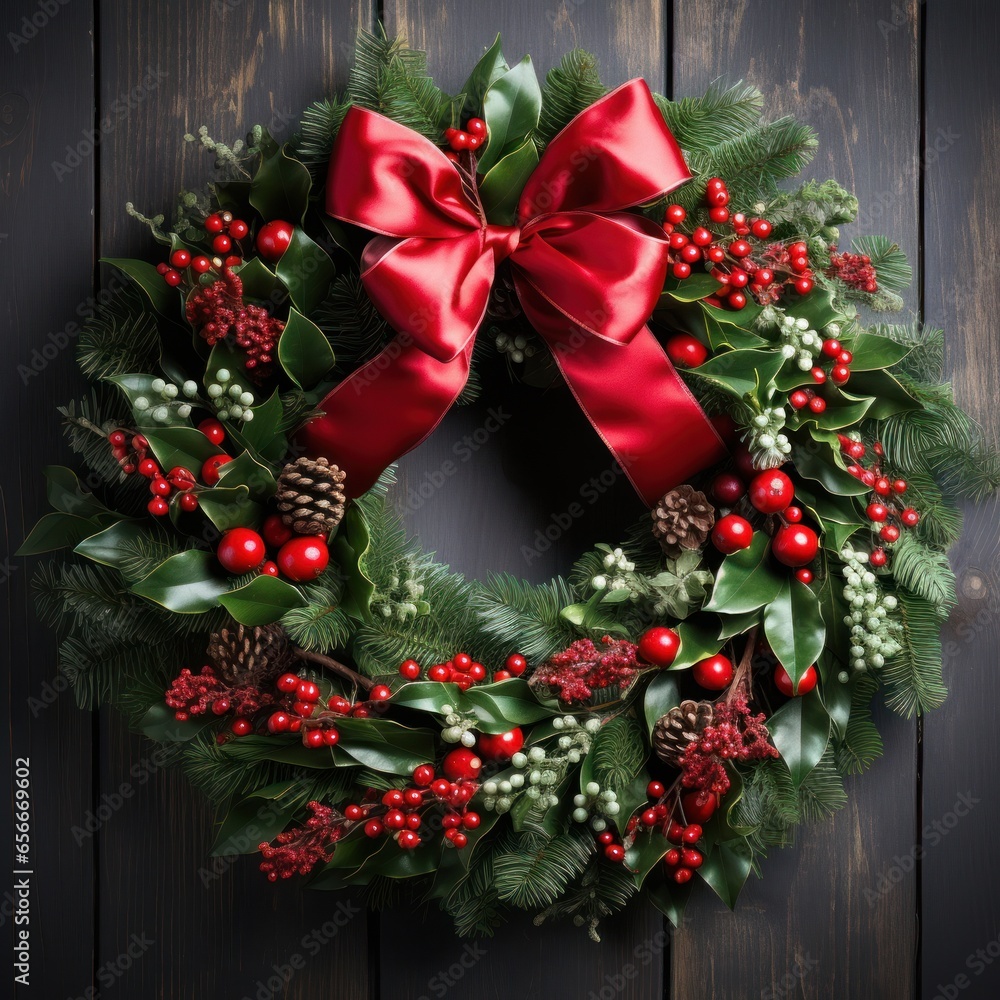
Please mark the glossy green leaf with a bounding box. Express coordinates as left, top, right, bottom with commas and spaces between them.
647, 878, 691, 926
717, 610, 760, 639
783, 286, 843, 331
795, 392, 874, 430
17, 512, 98, 555
73, 519, 149, 570
218, 575, 306, 626
389, 682, 463, 715
333, 717, 437, 774
216, 450, 278, 501
791, 440, 869, 496
691, 348, 785, 398
661, 273, 720, 302
144, 427, 221, 474
848, 331, 914, 371
844, 369, 921, 419
463, 679, 555, 731
478, 137, 539, 225
139, 702, 215, 742
196, 485, 263, 531
277, 308, 336, 389
275, 227, 336, 315
670, 619, 726, 671
231, 257, 281, 301
107, 374, 187, 428
210, 781, 304, 856
698, 838, 753, 909
768, 693, 831, 787
249, 132, 312, 224
101, 258, 178, 317
478, 55, 542, 174
643, 673, 680, 733
233, 389, 285, 462
460, 34, 509, 118
131, 549, 231, 613
625, 830, 671, 887
763, 578, 826, 688
704, 532, 784, 614
334, 505, 375, 619
43, 466, 108, 517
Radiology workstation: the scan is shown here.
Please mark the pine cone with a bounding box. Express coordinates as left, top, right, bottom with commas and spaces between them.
276, 456, 347, 535
207, 624, 288, 686
651, 485, 715, 558
652, 699, 715, 767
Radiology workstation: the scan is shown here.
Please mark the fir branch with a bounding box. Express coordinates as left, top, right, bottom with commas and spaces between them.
889, 533, 957, 609
734, 759, 800, 854
797, 748, 848, 822
536, 50, 608, 148
492, 829, 593, 910
656, 81, 764, 152
883, 590, 948, 716
873, 322, 945, 382
444, 834, 508, 937
589, 717, 646, 795
58, 392, 135, 485
77, 283, 159, 379
836, 675, 883, 775
294, 97, 352, 177
764, 178, 859, 238
314, 273, 392, 375
532, 856, 635, 942
849, 235, 912, 293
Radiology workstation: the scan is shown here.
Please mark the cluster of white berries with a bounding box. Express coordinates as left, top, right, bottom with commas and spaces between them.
494, 331, 536, 364
747, 404, 792, 463
206, 368, 255, 422
572, 781, 620, 831
480, 715, 600, 815
775, 315, 841, 371
592, 546, 635, 594
439, 704, 478, 748
839, 544, 903, 682
133, 377, 201, 423
374, 565, 426, 621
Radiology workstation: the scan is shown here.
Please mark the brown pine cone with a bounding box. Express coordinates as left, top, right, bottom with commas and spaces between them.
651, 485, 715, 558
652, 699, 715, 766
276, 456, 347, 535
207, 623, 288, 687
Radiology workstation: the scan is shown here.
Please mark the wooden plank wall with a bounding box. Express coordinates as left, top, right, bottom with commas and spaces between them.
3, 1, 998, 998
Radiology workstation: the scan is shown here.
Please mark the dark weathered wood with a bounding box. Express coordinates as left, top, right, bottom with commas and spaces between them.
2, 2, 96, 997
670, 2, 921, 998
922, 3, 1000, 997
379, 2, 668, 997
96, 3, 373, 996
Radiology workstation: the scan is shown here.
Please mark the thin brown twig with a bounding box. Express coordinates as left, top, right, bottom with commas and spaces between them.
291, 646, 374, 693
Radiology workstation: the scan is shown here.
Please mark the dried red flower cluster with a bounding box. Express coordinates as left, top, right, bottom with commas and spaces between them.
185, 269, 284, 378
681, 696, 778, 794
164, 665, 274, 721
826, 245, 879, 293
529, 636, 639, 703
258, 801, 345, 880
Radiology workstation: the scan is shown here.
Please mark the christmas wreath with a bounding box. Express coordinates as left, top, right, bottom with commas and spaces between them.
21, 30, 998, 940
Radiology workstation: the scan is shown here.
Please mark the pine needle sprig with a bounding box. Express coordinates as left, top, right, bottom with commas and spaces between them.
76, 283, 160, 380
656, 81, 764, 152
836, 674, 884, 775
536, 50, 608, 148
882, 590, 948, 716
492, 829, 593, 910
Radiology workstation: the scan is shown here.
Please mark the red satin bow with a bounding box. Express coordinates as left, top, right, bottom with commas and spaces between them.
300, 79, 726, 504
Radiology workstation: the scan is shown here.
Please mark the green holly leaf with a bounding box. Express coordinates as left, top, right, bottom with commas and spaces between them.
690, 348, 785, 399
843, 369, 920, 419
277, 308, 336, 389
643, 673, 680, 733
197, 485, 263, 532
460, 34, 509, 119
139, 702, 215, 742
43, 466, 109, 517
389, 682, 463, 715
660, 273, 720, 303
333, 717, 437, 774
231, 257, 281, 301
249, 130, 312, 224
698, 838, 753, 909
717, 610, 760, 639
783, 286, 844, 331
73, 519, 150, 571
275, 228, 336, 315
101, 258, 179, 318
216, 450, 278, 501
334, 505, 376, 619
231, 389, 285, 462
670, 619, 726, 671
144, 427, 221, 475
218, 575, 307, 626
107, 374, 188, 429
794, 392, 874, 430
791, 439, 869, 497
478, 137, 539, 225
848, 331, 914, 370
625, 830, 672, 888
767, 693, 831, 787
478, 55, 542, 174
210, 781, 305, 856
646, 877, 692, 926
763, 578, 826, 688
17, 512, 99, 555
704, 532, 784, 614
131, 549, 231, 613
463, 679, 555, 732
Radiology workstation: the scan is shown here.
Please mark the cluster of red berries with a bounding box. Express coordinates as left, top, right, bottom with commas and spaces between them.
837, 436, 918, 567
631, 781, 714, 882
259, 800, 343, 880
185, 268, 285, 377
708, 468, 820, 580
110, 419, 228, 517
444, 117, 487, 153
826, 246, 878, 294
351, 762, 481, 852
156, 212, 248, 287
788, 337, 855, 415
165, 664, 275, 723
267, 673, 342, 748
398, 651, 527, 689
662, 177, 815, 310
215, 516, 330, 582
531, 636, 639, 702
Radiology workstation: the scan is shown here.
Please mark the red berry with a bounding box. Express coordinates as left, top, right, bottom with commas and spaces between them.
212, 234, 232, 254
795, 277, 814, 295
428, 664, 451, 683
811, 367, 827, 384
468, 662, 486, 682
795, 568, 814, 584
303, 729, 325, 748
477, 727, 524, 761
692, 653, 734, 691
191, 255, 212, 274
276, 673, 300, 693
267, 711, 291, 733
492, 670, 511, 682
681, 790, 718, 824
150, 476, 171, 497
808, 396, 827, 414
466, 135, 483, 151
892, 479, 908, 494
370, 684, 392, 702
231, 718, 252, 736
228, 219, 249, 239
691, 226, 713, 246
673, 867, 693, 884
168, 250, 191, 270
450, 832, 468, 849
204, 214, 225, 233
399, 659, 421, 680
322, 729, 340, 746
466, 117, 487, 136
156, 262, 169, 275
727, 268, 748, 289
783, 506, 803, 523
276, 536, 329, 582
750, 219, 772, 239
754, 268, 775, 287
364, 819, 383, 838
665, 204, 686, 225
709, 472, 745, 506
789, 389, 810, 411
637, 627, 680, 668
866, 502, 888, 522
671, 261, 692, 280
147, 497, 169, 516
772, 524, 819, 567
442, 748, 482, 781
382, 789, 404, 808
647, 781, 665, 801
666, 820, 686, 844
262, 513, 293, 549
775, 663, 818, 697
705, 244, 726, 263
712, 514, 754, 554
413, 764, 435, 786
451, 652, 472, 671
870, 547, 888, 568
708, 206, 730, 224
664, 849, 681, 867
505, 653, 527, 676
327, 695, 351, 714
176, 492, 198, 513
601, 843, 624, 863
163, 269, 183, 287
256, 220, 294, 261
880, 524, 901, 543
874, 477, 891, 497
450, 130, 471, 150
749, 469, 794, 514
297, 680, 320, 703
831, 365, 851, 385
217, 528, 266, 574
705, 188, 729, 208
681, 848, 704, 869
108, 430, 127, 448
664, 333, 709, 368
201, 454, 233, 486
198, 418, 226, 445
727, 290, 747, 310
681, 824, 703, 844
729, 239, 751, 258
901, 507, 920, 527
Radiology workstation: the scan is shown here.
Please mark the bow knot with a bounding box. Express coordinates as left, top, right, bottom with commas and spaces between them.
300, 80, 727, 503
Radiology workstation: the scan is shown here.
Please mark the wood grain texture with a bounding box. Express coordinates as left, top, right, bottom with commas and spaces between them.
922, 2, 1000, 997
670, 3, 921, 998
96, 3, 374, 997
1, 2, 97, 997
379, 2, 669, 997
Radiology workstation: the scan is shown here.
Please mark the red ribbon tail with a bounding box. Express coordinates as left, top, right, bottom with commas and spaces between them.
297, 337, 471, 499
